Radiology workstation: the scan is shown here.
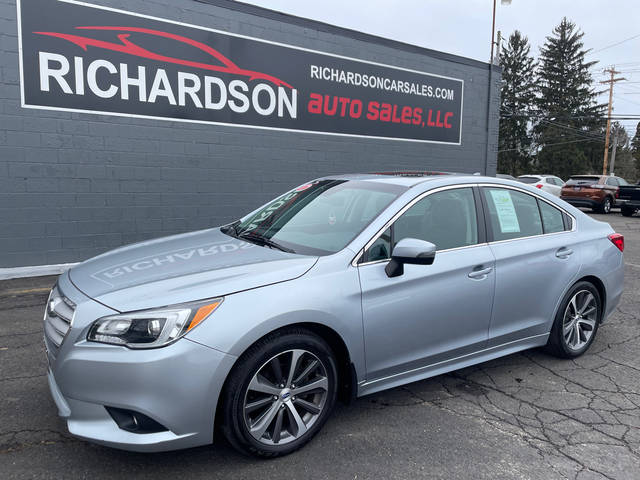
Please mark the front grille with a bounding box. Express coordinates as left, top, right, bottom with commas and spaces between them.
44, 285, 76, 359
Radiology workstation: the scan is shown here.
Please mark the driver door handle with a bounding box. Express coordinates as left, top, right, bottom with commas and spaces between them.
468, 266, 492, 279
556, 247, 574, 259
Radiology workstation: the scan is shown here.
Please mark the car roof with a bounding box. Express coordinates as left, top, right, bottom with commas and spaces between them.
317, 172, 473, 187
518, 174, 557, 178
316, 172, 530, 189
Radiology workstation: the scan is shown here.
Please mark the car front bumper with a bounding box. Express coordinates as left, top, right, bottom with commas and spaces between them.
46, 273, 237, 452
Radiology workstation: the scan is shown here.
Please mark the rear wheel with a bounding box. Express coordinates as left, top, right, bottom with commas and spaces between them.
545, 281, 601, 358
221, 328, 337, 457
621, 205, 635, 217
598, 196, 612, 214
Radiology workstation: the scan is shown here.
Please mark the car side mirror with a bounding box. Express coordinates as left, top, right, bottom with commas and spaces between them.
385, 238, 436, 278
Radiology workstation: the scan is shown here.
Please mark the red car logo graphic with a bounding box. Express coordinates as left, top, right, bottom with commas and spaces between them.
34, 26, 293, 89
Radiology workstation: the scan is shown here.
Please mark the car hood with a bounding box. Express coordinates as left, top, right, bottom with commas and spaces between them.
68, 227, 318, 311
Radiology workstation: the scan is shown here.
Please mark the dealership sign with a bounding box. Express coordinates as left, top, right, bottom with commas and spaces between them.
18, 0, 464, 144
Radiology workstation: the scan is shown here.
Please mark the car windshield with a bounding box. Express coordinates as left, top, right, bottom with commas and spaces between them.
223, 180, 406, 255
518, 176, 540, 184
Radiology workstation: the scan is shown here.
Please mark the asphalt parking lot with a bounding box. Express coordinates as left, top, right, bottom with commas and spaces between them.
1, 212, 639, 480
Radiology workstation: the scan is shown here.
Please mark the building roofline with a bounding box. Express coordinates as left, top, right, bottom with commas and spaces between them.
195, 0, 500, 71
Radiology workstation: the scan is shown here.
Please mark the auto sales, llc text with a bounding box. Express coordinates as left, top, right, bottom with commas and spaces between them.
309, 65, 457, 129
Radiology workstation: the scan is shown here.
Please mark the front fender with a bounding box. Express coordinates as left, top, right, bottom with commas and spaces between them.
185, 258, 366, 382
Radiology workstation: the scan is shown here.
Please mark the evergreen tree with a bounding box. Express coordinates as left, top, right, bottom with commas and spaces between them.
535, 18, 605, 179
632, 122, 640, 178
498, 31, 536, 176
613, 122, 639, 182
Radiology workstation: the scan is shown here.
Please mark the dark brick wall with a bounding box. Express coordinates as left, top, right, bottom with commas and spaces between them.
0, 0, 500, 268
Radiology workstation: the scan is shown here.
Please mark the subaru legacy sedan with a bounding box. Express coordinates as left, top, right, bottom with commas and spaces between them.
44, 173, 624, 457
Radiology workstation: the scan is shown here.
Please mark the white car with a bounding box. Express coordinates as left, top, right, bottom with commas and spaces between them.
518, 175, 565, 197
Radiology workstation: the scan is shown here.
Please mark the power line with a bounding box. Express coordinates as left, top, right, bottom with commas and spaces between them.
618, 83, 640, 92
538, 119, 605, 141
587, 33, 640, 55
497, 137, 601, 153
614, 95, 640, 107
501, 111, 640, 120
610, 61, 640, 67
500, 102, 640, 119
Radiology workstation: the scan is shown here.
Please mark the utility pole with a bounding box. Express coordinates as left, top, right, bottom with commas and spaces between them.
495, 31, 502, 64
490, 0, 497, 63
600, 68, 626, 175
609, 131, 618, 175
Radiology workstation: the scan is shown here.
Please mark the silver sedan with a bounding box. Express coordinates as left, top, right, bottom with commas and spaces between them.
44, 173, 624, 457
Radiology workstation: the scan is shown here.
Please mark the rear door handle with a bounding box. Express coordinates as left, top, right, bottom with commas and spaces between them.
556, 247, 574, 259
468, 266, 493, 279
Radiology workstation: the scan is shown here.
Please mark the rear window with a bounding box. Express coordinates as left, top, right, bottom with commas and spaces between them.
483, 187, 543, 241
518, 176, 540, 184
566, 176, 600, 186
538, 200, 565, 234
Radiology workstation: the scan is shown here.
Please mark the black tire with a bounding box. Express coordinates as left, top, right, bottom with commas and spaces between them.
621, 206, 635, 217
597, 196, 612, 214
545, 281, 602, 359
220, 328, 338, 457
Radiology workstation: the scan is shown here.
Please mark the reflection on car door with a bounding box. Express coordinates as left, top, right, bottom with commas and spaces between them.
482, 186, 581, 346
357, 187, 495, 388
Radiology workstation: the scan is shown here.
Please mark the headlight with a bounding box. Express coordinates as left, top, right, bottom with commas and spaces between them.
87, 298, 222, 349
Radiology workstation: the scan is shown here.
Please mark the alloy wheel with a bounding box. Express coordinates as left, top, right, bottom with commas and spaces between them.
243, 349, 329, 445
562, 290, 598, 351
603, 198, 611, 213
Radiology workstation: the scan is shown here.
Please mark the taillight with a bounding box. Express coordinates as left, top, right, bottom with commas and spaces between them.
535, 184, 543, 189
608, 233, 624, 252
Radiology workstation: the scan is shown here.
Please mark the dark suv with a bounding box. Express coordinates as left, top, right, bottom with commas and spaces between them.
560, 175, 629, 214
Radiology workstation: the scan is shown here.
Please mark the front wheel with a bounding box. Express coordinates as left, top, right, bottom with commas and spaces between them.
621, 206, 635, 217
545, 281, 601, 358
598, 196, 612, 214
220, 328, 338, 457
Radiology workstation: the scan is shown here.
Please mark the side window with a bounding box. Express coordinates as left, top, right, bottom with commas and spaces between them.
483, 188, 543, 241
617, 177, 628, 186
362, 187, 478, 262
367, 227, 391, 262
606, 177, 618, 186
538, 200, 565, 234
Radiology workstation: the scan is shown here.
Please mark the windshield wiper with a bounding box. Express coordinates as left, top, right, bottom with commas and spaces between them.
221, 220, 241, 236
237, 232, 296, 254
222, 221, 296, 254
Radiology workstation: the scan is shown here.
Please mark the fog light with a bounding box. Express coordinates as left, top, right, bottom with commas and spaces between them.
105, 406, 168, 434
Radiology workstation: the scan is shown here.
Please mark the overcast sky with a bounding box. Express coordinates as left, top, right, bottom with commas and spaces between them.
238, 0, 640, 138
